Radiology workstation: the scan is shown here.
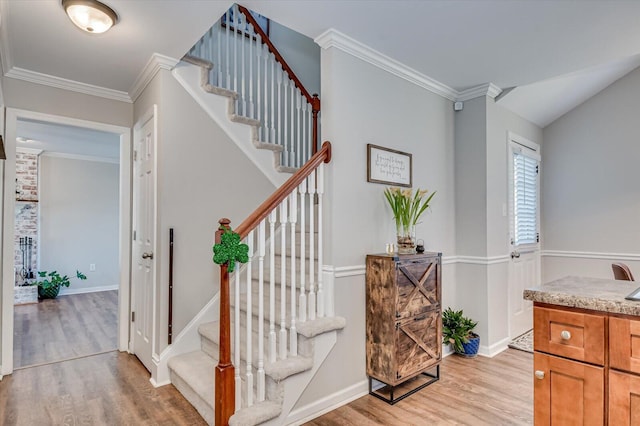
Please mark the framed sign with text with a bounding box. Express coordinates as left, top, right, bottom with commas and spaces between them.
367, 144, 412, 187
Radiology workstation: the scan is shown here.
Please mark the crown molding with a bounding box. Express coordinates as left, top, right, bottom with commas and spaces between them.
457, 83, 503, 102
315, 29, 503, 104
129, 53, 179, 102
40, 151, 119, 164
5, 67, 132, 103
0, 0, 12, 77
315, 29, 458, 101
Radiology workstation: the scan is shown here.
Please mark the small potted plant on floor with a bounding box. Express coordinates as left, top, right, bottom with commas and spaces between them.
442, 307, 480, 357
36, 270, 87, 299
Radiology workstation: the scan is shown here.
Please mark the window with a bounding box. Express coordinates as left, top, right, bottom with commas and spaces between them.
509, 134, 540, 248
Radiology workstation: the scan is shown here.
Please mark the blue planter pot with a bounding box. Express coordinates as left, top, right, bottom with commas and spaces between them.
457, 333, 480, 357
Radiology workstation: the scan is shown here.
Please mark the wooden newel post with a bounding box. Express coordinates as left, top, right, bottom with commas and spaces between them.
311, 94, 320, 156
215, 218, 235, 426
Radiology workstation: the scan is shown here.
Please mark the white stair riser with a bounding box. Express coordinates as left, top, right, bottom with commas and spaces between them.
200, 321, 314, 364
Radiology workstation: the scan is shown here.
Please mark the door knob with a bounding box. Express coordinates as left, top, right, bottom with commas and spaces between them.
511, 251, 521, 259
535, 370, 545, 380
560, 330, 571, 340
142, 252, 154, 260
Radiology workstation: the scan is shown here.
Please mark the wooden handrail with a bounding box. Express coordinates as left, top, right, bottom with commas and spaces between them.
237, 5, 320, 155
235, 141, 331, 239
238, 5, 318, 109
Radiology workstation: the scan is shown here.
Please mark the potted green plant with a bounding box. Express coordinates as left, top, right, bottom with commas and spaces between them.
383, 187, 436, 254
36, 270, 87, 299
442, 307, 480, 357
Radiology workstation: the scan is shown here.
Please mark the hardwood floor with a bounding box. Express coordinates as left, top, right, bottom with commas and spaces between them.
0, 351, 207, 425
304, 349, 533, 426
13, 290, 118, 368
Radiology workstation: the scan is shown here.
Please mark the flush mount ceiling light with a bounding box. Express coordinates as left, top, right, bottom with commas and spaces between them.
62, 0, 118, 34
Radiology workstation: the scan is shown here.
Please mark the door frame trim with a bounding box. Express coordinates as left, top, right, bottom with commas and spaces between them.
1, 108, 131, 375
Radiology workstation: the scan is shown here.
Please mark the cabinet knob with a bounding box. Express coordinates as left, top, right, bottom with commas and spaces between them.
535, 370, 545, 380
560, 330, 571, 340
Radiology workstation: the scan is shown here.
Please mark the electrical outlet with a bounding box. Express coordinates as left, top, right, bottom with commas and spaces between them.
90, 263, 96, 272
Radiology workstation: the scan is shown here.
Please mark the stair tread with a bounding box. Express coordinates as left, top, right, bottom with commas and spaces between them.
200, 315, 345, 343
168, 350, 214, 399
229, 400, 282, 426
167, 350, 214, 423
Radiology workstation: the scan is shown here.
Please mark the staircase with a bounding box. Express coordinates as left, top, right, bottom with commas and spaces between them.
167, 5, 344, 425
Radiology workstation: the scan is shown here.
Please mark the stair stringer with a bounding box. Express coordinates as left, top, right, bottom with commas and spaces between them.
172, 60, 291, 188
231, 330, 339, 426
150, 292, 219, 387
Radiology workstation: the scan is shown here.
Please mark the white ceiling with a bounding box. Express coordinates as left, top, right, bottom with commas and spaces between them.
16, 119, 120, 161
2, 0, 640, 127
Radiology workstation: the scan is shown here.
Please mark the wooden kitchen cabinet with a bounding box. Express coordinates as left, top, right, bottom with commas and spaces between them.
365, 252, 441, 404
533, 305, 640, 425
609, 370, 640, 425
533, 351, 604, 426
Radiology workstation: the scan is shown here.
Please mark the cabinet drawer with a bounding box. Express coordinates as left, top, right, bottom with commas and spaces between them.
534, 352, 604, 426
609, 370, 640, 425
534, 306, 605, 365
395, 258, 440, 320
394, 310, 441, 384
610, 316, 640, 375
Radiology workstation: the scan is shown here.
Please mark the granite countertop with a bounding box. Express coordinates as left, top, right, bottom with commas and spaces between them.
523, 276, 640, 316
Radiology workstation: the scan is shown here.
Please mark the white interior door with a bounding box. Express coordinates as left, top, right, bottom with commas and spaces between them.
131, 107, 157, 372
508, 133, 541, 338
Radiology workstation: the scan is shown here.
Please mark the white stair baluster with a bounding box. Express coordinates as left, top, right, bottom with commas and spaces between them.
217, 21, 222, 87
298, 179, 307, 323
257, 220, 266, 401
301, 101, 308, 164
276, 66, 283, 163
270, 55, 276, 144
283, 78, 289, 167
263, 47, 270, 143
317, 163, 325, 318
279, 200, 288, 360
248, 22, 254, 119
239, 11, 246, 116
296, 91, 302, 168
307, 100, 313, 159
289, 192, 298, 356
308, 170, 316, 320
290, 80, 296, 167
245, 231, 254, 407
234, 267, 241, 410
268, 210, 277, 363
225, 9, 230, 89
232, 4, 239, 102
256, 35, 262, 141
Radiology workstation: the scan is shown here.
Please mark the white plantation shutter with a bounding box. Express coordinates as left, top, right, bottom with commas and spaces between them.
513, 150, 539, 246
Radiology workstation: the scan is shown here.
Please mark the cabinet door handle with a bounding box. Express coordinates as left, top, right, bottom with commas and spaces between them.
560, 330, 571, 340
535, 370, 545, 380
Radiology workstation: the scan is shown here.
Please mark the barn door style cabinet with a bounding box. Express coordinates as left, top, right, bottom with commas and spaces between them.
365, 252, 442, 404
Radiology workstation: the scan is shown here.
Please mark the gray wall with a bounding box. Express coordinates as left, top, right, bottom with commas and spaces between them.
542, 66, 640, 282
39, 155, 120, 293
295, 45, 457, 409
134, 69, 276, 356
269, 19, 321, 98
454, 96, 542, 349
2, 77, 132, 128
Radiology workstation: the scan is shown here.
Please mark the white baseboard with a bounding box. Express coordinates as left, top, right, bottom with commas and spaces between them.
286, 379, 369, 425
59, 285, 119, 296
478, 336, 510, 358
